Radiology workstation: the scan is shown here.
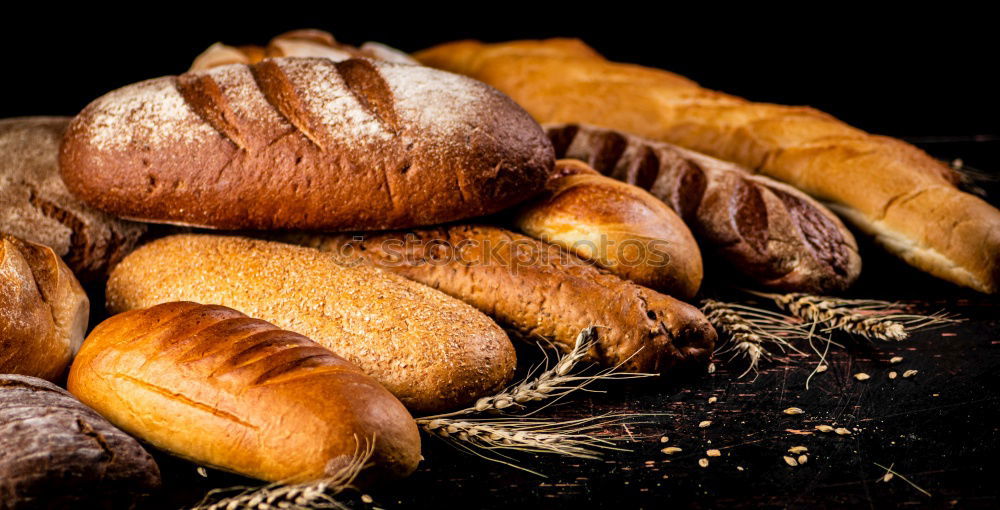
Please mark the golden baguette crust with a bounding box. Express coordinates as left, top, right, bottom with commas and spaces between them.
1, 234, 89, 381
106, 234, 515, 413
61, 57, 554, 231
416, 39, 1000, 293
514, 159, 703, 298
287, 225, 716, 375
67, 302, 421, 483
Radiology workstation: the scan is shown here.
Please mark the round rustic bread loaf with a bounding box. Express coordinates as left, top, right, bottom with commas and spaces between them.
60, 57, 554, 231
0, 374, 161, 509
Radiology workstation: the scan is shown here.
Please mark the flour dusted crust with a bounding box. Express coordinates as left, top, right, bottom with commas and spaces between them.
60, 57, 554, 231
0, 117, 146, 280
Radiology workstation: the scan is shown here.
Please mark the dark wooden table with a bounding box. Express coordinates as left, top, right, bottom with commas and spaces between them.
151, 139, 998, 509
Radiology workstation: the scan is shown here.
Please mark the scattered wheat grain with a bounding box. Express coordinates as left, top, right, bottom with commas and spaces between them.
707, 449, 721, 457
699, 458, 709, 468
784, 407, 804, 415
783, 456, 798, 466
854, 373, 871, 381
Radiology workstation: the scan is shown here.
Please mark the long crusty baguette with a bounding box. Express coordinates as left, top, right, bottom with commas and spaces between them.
106, 234, 516, 413
1, 234, 89, 381
513, 159, 703, 298
416, 39, 1000, 293
190, 29, 418, 71
68, 302, 421, 484
285, 225, 716, 375
61, 56, 554, 231
1, 375, 161, 509
1, 117, 146, 281
545, 124, 861, 293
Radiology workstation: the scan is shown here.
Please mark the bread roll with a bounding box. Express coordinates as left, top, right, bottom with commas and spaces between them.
513, 159, 702, 299
415, 39, 1000, 293
106, 234, 515, 413
0, 375, 161, 509
286, 225, 716, 375
61, 57, 554, 231
545, 124, 861, 293
1, 234, 89, 381
0, 117, 146, 281
190, 29, 417, 72
68, 302, 421, 483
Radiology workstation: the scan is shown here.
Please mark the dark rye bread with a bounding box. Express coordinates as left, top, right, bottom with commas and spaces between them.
60, 57, 554, 231
0, 117, 146, 281
546, 124, 862, 293
0, 374, 160, 509
286, 225, 716, 375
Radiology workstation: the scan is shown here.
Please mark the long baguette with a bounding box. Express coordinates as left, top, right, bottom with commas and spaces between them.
285, 225, 716, 375
105, 234, 516, 413
416, 39, 1000, 293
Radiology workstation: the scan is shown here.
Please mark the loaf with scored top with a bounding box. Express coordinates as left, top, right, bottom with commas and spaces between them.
68, 302, 421, 484
60, 57, 554, 231
106, 234, 516, 413
1, 233, 89, 381
545, 124, 861, 293
416, 39, 1000, 293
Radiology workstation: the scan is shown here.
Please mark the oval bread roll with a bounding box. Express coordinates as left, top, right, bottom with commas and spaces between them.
1, 234, 89, 381
106, 234, 516, 413
514, 159, 703, 299
60, 57, 554, 231
1, 375, 160, 509
68, 302, 421, 483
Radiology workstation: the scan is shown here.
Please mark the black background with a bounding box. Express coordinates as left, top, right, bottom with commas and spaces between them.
3, 7, 998, 509
0, 8, 996, 140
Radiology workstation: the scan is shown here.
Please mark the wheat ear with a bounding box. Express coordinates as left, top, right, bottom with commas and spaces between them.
415, 328, 656, 472
186, 436, 373, 510
747, 291, 960, 341
701, 300, 811, 377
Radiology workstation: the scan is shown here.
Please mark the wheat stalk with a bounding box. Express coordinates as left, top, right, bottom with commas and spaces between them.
425, 327, 651, 420
747, 291, 960, 341
413, 328, 656, 473
186, 436, 373, 510
701, 300, 811, 377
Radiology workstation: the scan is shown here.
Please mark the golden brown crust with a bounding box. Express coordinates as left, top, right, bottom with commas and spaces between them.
106, 234, 515, 413
67, 302, 421, 483
513, 159, 703, 298
0, 234, 89, 381
545, 124, 861, 293
416, 39, 999, 293
287, 225, 716, 375
0, 117, 146, 281
61, 57, 554, 231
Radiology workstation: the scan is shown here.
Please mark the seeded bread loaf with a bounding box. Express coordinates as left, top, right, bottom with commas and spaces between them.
60, 57, 554, 231
105, 234, 516, 413
68, 302, 421, 484
0, 117, 146, 281
286, 225, 716, 375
